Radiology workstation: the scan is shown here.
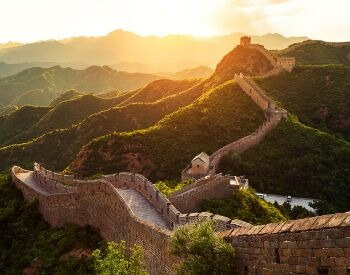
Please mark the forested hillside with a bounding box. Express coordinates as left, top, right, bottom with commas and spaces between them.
279, 41, 350, 65
67, 81, 265, 180
256, 65, 350, 140
0, 174, 102, 274
0, 106, 52, 145
218, 116, 350, 213
0, 80, 207, 172
0, 44, 272, 172
0, 65, 160, 107
6, 93, 133, 145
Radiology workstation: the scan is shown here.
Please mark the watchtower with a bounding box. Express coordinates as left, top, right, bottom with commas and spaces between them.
240, 36, 251, 47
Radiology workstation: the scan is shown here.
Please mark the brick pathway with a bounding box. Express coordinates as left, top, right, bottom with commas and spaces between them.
16, 171, 49, 195
116, 188, 169, 229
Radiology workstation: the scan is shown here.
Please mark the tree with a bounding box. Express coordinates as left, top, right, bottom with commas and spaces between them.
169, 220, 236, 275
92, 241, 148, 275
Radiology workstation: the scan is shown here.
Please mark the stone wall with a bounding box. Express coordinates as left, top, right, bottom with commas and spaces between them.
234, 73, 275, 110
208, 74, 287, 170
12, 164, 249, 274
209, 114, 284, 169
13, 165, 350, 274
247, 43, 296, 73
102, 172, 181, 228
224, 212, 350, 274
170, 174, 236, 213
247, 44, 277, 66
12, 166, 177, 274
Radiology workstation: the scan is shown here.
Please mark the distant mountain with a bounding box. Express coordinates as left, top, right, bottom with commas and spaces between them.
0, 44, 272, 172
0, 61, 87, 77
0, 65, 160, 107
0, 42, 22, 51
49, 89, 84, 106
0, 30, 308, 73
158, 66, 214, 80
278, 40, 350, 65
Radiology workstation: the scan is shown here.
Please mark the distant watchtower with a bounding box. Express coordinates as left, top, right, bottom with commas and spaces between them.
240, 36, 251, 47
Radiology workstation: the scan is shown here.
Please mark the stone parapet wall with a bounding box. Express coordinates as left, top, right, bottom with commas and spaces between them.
248, 44, 277, 66
170, 174, 236, 213
224, 212, 350, 274
102, 172, 181, 228
208, 75, 287, 171
209, 116, 282, 169
247, 44, 295, 73
33, 162, 76, 193
235, 73, 275, 110
178, 212, 252, 232
11, 166, 176, 274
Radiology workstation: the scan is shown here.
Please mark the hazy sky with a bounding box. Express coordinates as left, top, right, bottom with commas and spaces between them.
1, 0, 349, 43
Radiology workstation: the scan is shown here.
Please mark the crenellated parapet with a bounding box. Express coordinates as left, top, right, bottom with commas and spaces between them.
102, 171, 182, 228
207, 74, 287, 171
11, 162, 251, 274
12, 164, 350, 273
223, 212, 350, 274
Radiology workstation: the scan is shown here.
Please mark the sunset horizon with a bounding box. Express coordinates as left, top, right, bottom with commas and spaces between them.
1, 1, 350, 274
1, 0, 350, 44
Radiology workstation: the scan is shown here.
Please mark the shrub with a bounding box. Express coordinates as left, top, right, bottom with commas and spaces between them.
92, 241, 147, 275
202, 188, 286, 225
170, 220, 236, 275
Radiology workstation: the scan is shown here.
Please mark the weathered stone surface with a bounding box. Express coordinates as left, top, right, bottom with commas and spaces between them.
12, 163, 350, 275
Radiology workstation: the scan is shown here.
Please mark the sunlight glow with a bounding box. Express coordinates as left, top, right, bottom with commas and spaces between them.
0, 0, 349, 43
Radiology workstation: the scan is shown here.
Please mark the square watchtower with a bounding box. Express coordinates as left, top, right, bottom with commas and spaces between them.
240, 36, 251, 47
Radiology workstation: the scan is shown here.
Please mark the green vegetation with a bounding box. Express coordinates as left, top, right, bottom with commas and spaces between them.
0, 173, 102, 274
170, 220, 235, 275
120, 79, 199, 106
202, 188, 287, 225
162, 66, 213, 80
49, 89, 83, 106
11, 89, 58, 107
92, 241, 147, 275
274, 202, 314, 220
0, 104, 18, 116
154, 179, 192, 196
218, 116, 350, 214
256, 65, 350, 140
0, 105, 52, 145
0, 65, 160, 107
0, 79, 207, 172
67, 81, 264, 180
213, 45, 273, 82
280, 42, 350, 65
9, 93, 132, 145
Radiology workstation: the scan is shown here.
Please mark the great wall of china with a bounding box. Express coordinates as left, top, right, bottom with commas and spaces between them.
11, 37, 350, 274
11, 163, 248, 274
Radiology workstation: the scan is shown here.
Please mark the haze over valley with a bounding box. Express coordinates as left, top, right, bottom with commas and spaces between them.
1, 0, 350, 274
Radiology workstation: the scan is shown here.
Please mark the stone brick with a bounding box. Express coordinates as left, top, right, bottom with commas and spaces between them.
320, 256, 336, 266
343, 247, 350, 257
327, 247, 344, 257
335, 237, 350, 248
313, 248, 328, 257
334, 257, 350, 266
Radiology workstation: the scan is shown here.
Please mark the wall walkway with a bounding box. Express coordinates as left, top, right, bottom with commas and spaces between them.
12, 163, 250, 274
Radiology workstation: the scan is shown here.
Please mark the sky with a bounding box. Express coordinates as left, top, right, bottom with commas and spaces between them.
0, 0, 350, 43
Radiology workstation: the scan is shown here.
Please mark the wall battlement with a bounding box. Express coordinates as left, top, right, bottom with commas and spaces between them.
208, 74, 287, 171
12, 165, 350, 273
223, 212, 350, 274
244, 43, 296, 73
12, 163, 250, 274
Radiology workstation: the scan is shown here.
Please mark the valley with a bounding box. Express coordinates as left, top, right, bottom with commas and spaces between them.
1, 33, 350, 274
